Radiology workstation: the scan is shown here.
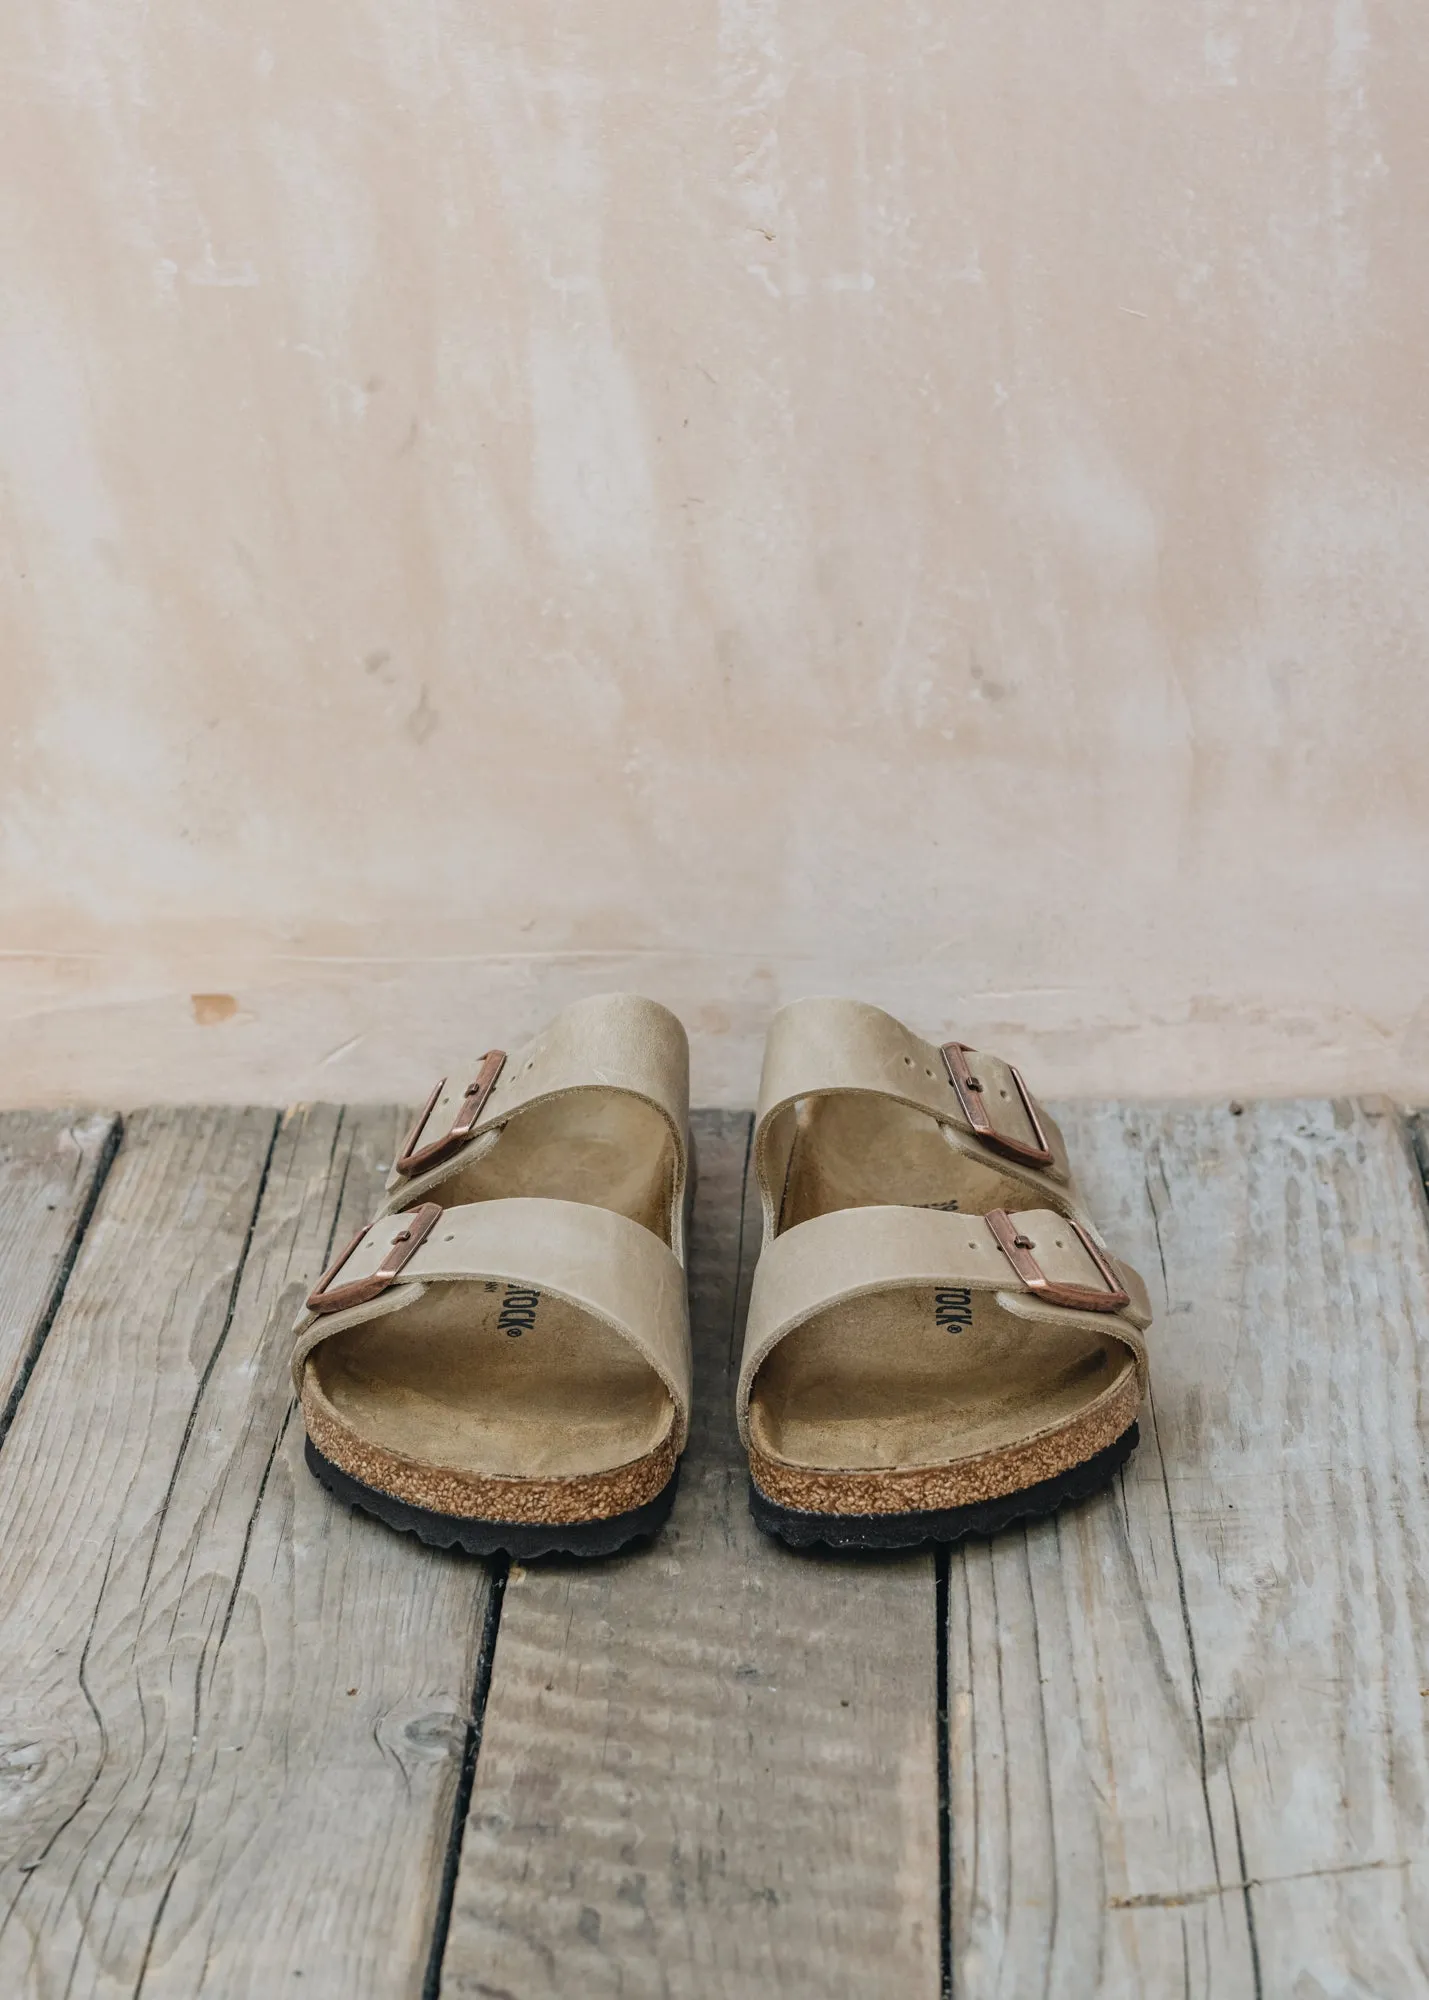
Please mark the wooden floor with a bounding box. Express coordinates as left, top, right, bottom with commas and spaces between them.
1, 1100, 1429, 1996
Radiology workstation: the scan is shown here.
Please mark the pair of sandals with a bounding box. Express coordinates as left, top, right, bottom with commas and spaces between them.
292, 993, 1152, 1557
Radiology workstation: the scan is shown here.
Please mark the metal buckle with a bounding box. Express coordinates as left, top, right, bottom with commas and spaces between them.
941, 1042, 1054, 1169
305, 1203, 443, 1316
393, 1051, 506, 1177
985, 1209, 1130, 1313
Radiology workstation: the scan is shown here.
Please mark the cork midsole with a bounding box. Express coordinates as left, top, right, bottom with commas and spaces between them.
749, 1366, 1140, 1517
302, 1380, 678, 1525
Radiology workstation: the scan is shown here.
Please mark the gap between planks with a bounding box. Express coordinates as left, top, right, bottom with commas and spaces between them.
0, 1110, 121, 1451
436, 1109, 944, 2000
945, 1098, 1429, 1999
0, 1105, 496, 1999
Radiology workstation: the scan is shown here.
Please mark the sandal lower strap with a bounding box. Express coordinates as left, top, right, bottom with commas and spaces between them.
293, 1194, 692, 1450
737, 1203, 1150, 1447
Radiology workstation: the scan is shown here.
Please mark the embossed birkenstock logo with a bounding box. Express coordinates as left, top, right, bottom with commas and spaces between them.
935, 1288, 973, 1333
498, 1286, 541, 1337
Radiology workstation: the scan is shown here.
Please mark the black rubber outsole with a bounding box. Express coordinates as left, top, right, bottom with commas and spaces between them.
305, 1436, 681, 1559
748, 1423, 1140, 1551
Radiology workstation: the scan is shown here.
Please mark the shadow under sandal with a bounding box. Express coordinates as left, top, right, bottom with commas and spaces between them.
738, 999, 1152, 1550
291, 994, 693, 1558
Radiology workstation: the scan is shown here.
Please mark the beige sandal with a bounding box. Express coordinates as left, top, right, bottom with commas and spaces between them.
737, 1000, 1151, 1549
292, 994, 693, 1557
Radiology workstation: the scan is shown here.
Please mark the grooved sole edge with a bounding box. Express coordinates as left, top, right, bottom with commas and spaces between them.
749, 1423, 1140, 1551
306, 1436, 681, 1559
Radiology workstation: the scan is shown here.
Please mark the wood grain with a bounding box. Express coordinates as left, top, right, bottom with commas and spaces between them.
948, 1098, 1429, 1998
442, 1109, 943, 1999
0, 1110, 119, 1435
0, 1104, 493, 1999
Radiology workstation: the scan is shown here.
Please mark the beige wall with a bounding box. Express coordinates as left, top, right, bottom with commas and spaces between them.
3, 0, 1428, 1110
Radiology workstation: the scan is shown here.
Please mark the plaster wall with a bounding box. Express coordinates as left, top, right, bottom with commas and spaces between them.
3, 0, 1427, 1110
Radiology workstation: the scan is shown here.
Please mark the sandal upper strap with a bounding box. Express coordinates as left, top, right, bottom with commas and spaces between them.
736, 1204, 1150, 1446
753, 999, 1072, 1222
386, 992, 690, 1205
292, 1195, 693, 1449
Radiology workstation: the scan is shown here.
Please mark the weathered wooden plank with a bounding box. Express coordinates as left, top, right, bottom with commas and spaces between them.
442, 1109, 942, 2000
948, 1098, 1429, 1998
0, 1109, 119, 1436
1411, 1111, 1429, 1202
0, 1104, 494, 1998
